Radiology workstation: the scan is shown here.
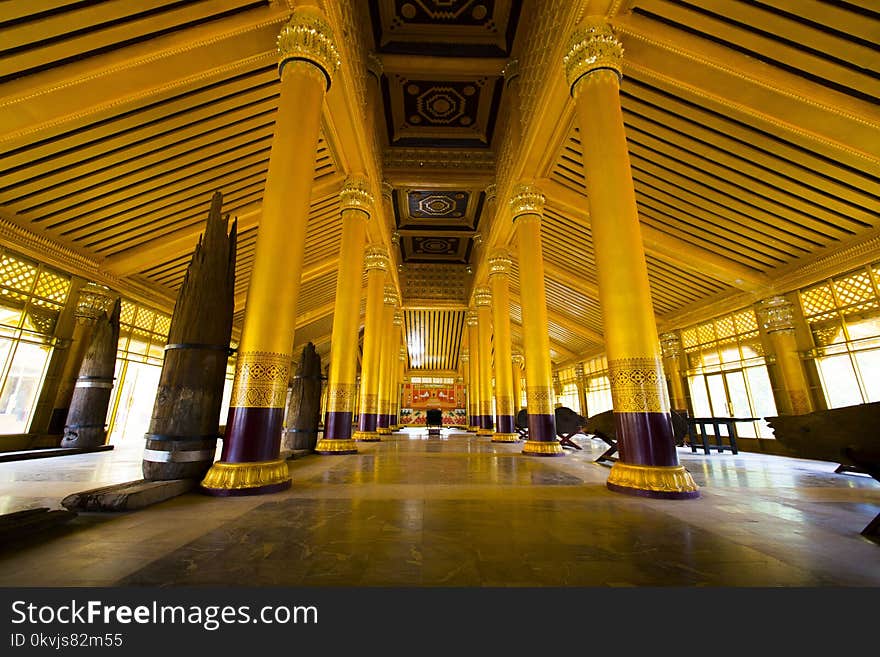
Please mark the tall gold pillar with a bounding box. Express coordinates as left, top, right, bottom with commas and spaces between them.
511, 350, 524, 416
659, 332, 688, 414
393, 344, 407, 428
460, 349, 472, 428
759, 296, 814, 415
376, 286, 399, 435
202, 7, 339, 495
473, 286, 495, 436
316, 177, 373, 455
488, 249, 518, 442
564, 20, 697, 497
509, 185, 563, 456
354, 245, 390, 441
466, 311, 481, 432
573, 363, 589, 418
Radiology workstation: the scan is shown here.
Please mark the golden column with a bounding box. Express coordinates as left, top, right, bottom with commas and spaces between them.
759, 296, 814, 415
487, 249, 518, 442
511, 350, 524, 417
393, 344, 407, 428
460, 349, 472, 427
376, 285, 399, 435
465, 310, 481, 432
473, 285, 495, 436
509, 185, 563, 456
564, 20, 697, 497
573, 362, 589, 417
202, 6, 339, 495
354, 245, 390, 441
316, 177, 373, 455
659, 332, 689, 415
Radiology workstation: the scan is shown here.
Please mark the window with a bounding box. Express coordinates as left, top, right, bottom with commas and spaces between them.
801, 263, 880, 407
682, 309, 776, 438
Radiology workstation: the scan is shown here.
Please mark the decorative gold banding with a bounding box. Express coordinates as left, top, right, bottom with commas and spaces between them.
488, 249, 513, 277
315, 438, 357, 453
484, 183, 497, 204
523, 440, 564, 455
360, 393, 379, 414
326, 383, 357, 413
376, 427, 393, 435
659, 332, 682, 359
353, 430, 380, 441
526, 386, 554, 415
384, 283, 399, 307
340, 176, 374, 215
277, 6, 340, 89
479, 400, 493, 416
381, 181, 394, 200
759, 296, 796, 333
459, 352, 469, 363
393, 310, 403, 326
495, 397, 513, 415
364, 245, 390, 272
509, 183, 545, 218
492, 433, 519, 443
201, 459, 290, 491
229, 351, 289, 408
468, 426, 480, 433
607, 357, 669, 413
465, 310, 478, 327
607, 462, 698, 494
477, 427, 494, 436
563, 19, 623, 97
474, 286, 491, 307
511, 352, 524, 368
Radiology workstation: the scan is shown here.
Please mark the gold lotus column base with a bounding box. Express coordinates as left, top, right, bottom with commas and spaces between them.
477, 427, 494, 436
522, 440, 565, 456
315, 438, 358, 455
468, 426, 480, 433
200, 459, 291, 496
606, 462, 700, 499
353, 430, 381, 442
376, 427, 393, 435
491, 433, 519, 443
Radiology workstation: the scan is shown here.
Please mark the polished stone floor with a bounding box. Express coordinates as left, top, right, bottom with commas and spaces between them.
0, 429, 878, 586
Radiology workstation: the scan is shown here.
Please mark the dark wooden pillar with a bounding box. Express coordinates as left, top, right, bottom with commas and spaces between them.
143, 191, 237, 481
283, 342, 323, 452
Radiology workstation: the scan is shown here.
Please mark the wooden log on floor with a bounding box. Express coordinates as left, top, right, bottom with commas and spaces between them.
60, 298, 121, 448
143, 191, 236, 481
282, 342, 323, 452
61, 479, 197, 512
0, 508, 77, 544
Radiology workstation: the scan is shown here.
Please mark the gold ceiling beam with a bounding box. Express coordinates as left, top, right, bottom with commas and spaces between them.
103, 178, 344, 276
541, 260, 600, 299
379, 54, 507, 77
0, 4, 288, 149
613, 8, 880, 176
539, 178, 771, 293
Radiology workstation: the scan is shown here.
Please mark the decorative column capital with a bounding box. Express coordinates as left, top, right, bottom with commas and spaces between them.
574, 362, 586, 382
277, 6, 341, 90
509, 183, 545, 220
460, 349, 469, 363
383, 284, 399, 307
381, 180, 394, 201
74, 282, 115, 320
466, 310, 478, 327
364, 245, 390, 272
484, 183, 497, 204
563, 19, 623, 98
393, 309, 403, 326
659, 331, 683, 359
759, 296, 796, 334
339, 176, 373, 216
473, 286, 492, 307
399, 345, 408, 361
488, 248, 513, 277
502, 58, 520, 85
366, 51, 383, 80
391, 230, 400, 247
511, 350, 524, 368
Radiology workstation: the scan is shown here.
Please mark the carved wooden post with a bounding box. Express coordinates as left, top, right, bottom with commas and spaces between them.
283, 342, 323, 452
60, 298, 121, 448
143, 191, 237, 481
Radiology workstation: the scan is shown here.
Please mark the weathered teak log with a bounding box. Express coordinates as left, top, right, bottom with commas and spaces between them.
60, 298, 121, 448
0, 508, 77, 545
767, 402, 880, 543
143, 191, 237, 481
62, 479, 197, 512
282, 342, 323, 452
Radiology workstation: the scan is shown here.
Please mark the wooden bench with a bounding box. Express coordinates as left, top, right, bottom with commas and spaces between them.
687, 417, 759, 455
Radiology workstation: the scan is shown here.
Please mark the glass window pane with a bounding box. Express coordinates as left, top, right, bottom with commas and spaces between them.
845, 314, 880, 341
724, 370, 751, 417
817, 355, 863, 408
706, 373, 730, 417
854, 350, 880, 403
0, 342, 50, 433
687, 375, 712, 417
